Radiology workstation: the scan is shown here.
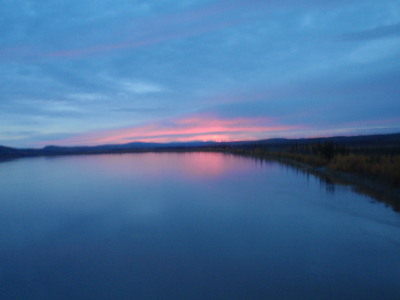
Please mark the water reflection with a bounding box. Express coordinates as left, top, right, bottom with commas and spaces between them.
60, 152, 256, 180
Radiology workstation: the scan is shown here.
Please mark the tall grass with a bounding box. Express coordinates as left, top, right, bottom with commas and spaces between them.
329, 154, 400, 186
222, 145, 400, 187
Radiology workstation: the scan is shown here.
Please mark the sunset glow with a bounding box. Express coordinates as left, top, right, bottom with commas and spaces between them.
43, 115, 301, 146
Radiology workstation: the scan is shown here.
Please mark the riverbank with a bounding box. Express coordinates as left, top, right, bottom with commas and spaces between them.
221, 148, 400, 212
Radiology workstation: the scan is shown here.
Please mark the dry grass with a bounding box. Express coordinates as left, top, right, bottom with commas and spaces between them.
329, 154, 400, 186
228, 148, 400, 187
207, 145, 400, 187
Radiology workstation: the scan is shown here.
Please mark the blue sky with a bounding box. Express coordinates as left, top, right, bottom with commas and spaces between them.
1, 0, 400, 147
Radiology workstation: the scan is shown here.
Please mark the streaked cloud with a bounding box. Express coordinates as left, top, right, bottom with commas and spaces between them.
346, 38, 400, 64
28, 1, 256, 60
38, 114, 302, 146
121, 81, 165, 94
341, 23, 400, 41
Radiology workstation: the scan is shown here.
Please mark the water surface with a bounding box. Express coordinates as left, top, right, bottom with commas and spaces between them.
1, 153, 399, 299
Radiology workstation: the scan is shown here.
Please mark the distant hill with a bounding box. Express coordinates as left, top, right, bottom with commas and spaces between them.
42, 141, 218, 152
1, 133, 399, 158
0, 145, 21, 156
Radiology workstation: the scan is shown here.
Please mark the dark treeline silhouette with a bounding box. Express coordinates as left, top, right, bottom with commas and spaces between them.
289, 141, 347, 159
1, 133, 399, 187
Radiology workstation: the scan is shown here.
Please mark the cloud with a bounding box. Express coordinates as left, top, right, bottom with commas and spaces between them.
38, 0, 356, 60
346, 38, 400, 64
37, 114, 302, 146
67, 93, 107, 102
45, 19, 246, 59
0, 98, 85, 117
121, 81, 165, 94
36, 1, 256, 60
341, 23, 400, 41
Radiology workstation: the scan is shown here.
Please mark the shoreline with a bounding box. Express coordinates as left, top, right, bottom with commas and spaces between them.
1, 148, 399, 212
254, 154, 400, 212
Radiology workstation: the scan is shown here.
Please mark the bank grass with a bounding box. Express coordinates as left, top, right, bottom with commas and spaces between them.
263, 151, 328, 166
270, 152, 400, 187
225, 147, 400, 187
328, 154, 400, 186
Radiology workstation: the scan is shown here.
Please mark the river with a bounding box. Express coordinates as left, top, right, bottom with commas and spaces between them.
0, 152, 399, 299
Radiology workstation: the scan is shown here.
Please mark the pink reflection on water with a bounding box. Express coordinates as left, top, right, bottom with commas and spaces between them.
178, 152, 234, 178
75, 152, 255, 180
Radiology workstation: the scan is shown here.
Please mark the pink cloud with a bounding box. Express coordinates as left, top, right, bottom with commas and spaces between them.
47, 19, 243, 58
1, 1, 265, 62
40, 114, 303, 146
45, 1, 251, 59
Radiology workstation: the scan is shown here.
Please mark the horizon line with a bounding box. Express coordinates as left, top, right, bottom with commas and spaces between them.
2, 131, 399, 150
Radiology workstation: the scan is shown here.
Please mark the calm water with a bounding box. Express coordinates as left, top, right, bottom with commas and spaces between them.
0, 153, 399, 300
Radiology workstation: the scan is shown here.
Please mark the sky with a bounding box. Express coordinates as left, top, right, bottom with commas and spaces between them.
1, 0, 400, 148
